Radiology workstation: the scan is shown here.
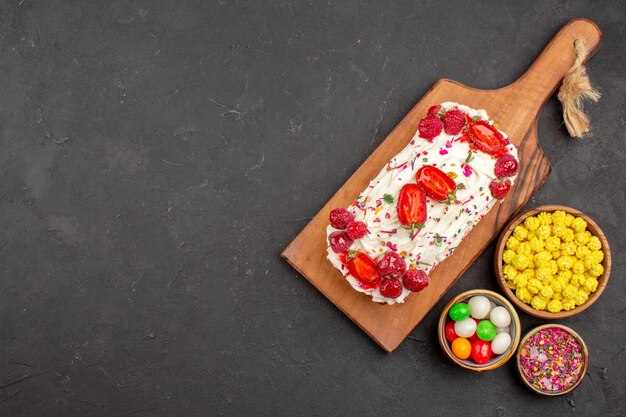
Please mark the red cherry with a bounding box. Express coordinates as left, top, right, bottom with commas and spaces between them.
377, 252, 406, 279
379, 278, 403, 299
328, 231, 353, 253
402, 269, 429, 292
471, 340, 493, 365
346, 221, 368, 239
445, 321, 457, 343
329, 208, 354, 229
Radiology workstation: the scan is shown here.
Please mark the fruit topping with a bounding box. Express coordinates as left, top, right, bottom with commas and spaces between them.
379, 278, 403, 299
427, 104, 443, 117
377, 251, 407, 278
494, 153, 519, 178
328, 231, 353, 253
346, 221, 368, 239
402, 269, 430, 292
443, 109, 468, 135
345, 251, 382, 289
329, 208, 354, 229
418, 114, 443, 141
489, 179, 512, 200
397, 183, 427, 229
416, 165, 458, 203
468, 120, 507, 156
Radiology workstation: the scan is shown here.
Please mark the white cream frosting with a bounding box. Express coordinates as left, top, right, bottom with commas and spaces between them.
326, 102, 518, 304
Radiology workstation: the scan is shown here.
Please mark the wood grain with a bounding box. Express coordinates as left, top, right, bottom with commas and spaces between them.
494, 205, 611, 319
281, 19, 602, 352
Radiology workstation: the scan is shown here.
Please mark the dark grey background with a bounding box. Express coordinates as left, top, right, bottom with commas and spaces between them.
0, 1, 624, 416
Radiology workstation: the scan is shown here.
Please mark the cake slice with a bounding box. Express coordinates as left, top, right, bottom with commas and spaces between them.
326, 102, 519, 304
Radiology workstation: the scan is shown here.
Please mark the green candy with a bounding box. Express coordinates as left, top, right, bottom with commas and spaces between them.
476, 320, 497, 341
449, 303, 470, 321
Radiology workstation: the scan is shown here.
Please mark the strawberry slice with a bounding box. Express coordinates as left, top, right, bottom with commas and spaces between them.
345, 251, 382, 289
396, 183, 427, 229
468, 120, 507, 156
416, 165, 458, 203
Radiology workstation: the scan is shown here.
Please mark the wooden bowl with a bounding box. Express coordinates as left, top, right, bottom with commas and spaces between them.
438, 289, 521, 372
516, 324, 589, 396
494, 205, 611, 319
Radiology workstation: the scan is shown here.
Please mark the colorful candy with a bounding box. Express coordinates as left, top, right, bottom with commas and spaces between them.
476, 320, 497, 341
491, 332, 512, 354
445, 321, 457, 343
489, 306, 511, 328
519, 327, 584, 393
454, 317, 477, 338
451, 337, 471, 359
446, 295, 515, 365
449, 303, 470, 321
471, 340, 493, 364
468, 295, 490, 319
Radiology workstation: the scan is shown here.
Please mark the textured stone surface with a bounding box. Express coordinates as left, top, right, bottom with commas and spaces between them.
0, 1, 624, 416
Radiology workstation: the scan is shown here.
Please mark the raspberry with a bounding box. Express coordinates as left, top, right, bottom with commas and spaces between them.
418, 115, 443, 141
427, 104, 442, 117
328, 231, 353, 253
489, 179, 512, 200
402, 269, 429, 292
443, 109, 467, 135
494, 153, 519, 178
377, 252, 406, 278
329, 208, 354, 229
346, 221, 368, 239
379, 278, 403, 299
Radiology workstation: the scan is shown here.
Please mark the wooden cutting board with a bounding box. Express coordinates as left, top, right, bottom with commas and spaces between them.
282, 19, 602, 352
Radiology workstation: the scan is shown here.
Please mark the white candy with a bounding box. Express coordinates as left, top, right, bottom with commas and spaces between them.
490, 306, 511, 328
496, 326, 510, 334
468, 295, 491, 319
454, 317, 477, 338
491, 332, 512, 355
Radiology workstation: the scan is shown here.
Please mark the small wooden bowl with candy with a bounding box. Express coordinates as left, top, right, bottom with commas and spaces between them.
438, 289, 521, 371
516, 324, 589, 396
495, 205, 611, 319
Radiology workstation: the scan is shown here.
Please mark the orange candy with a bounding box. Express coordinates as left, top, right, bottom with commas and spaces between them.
451, 337, 472, 359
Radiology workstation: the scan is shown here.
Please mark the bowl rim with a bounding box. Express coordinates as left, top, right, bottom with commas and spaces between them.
516, 323, 589, 396
494, 204, 611, 319
438, 289, 521, 372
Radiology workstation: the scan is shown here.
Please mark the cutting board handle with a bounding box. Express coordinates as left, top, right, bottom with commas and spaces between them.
506, 19, 601, 120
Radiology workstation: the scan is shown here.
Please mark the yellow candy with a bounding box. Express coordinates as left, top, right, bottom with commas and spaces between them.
524, 216, 540, 231
503, 264, 518, 280
587, 263, 604, 278
552, 210, 567, 226
540, 285, 554, 299
557, 270, 573, 282
506, 236, 520, 250
556, 255, 575, 271
572, 273, 586, 287
545, 236, 561, 252
587, 236, 602, 251
529, 237, 545, 252
574, 289, 589, 306
531, 295, 548, 311
576, 245, 590, 259
583, 277, 598, 292
547, 299, 563, 313
552, 224, 566, 238
536, 225, 551, 239
572, 217, 587, 233
562, 228, 575, 243
516, 287, 532, 304
564, 213, 575, 226
575, 231, 591, 246
513, 225, 529, 241
534, 251, 551, 268
527, 278, 543, 295
535, 267, 552, 282
572, 260, 585, 274
516, 242, 532, 256
563, 284, 578, 299
562, 298, 576, 311
502, 249, 516, 264
512, 254, 532, 270
550, 260, 558, 275
537, 212, 552, 226
560, 242, 576, 256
